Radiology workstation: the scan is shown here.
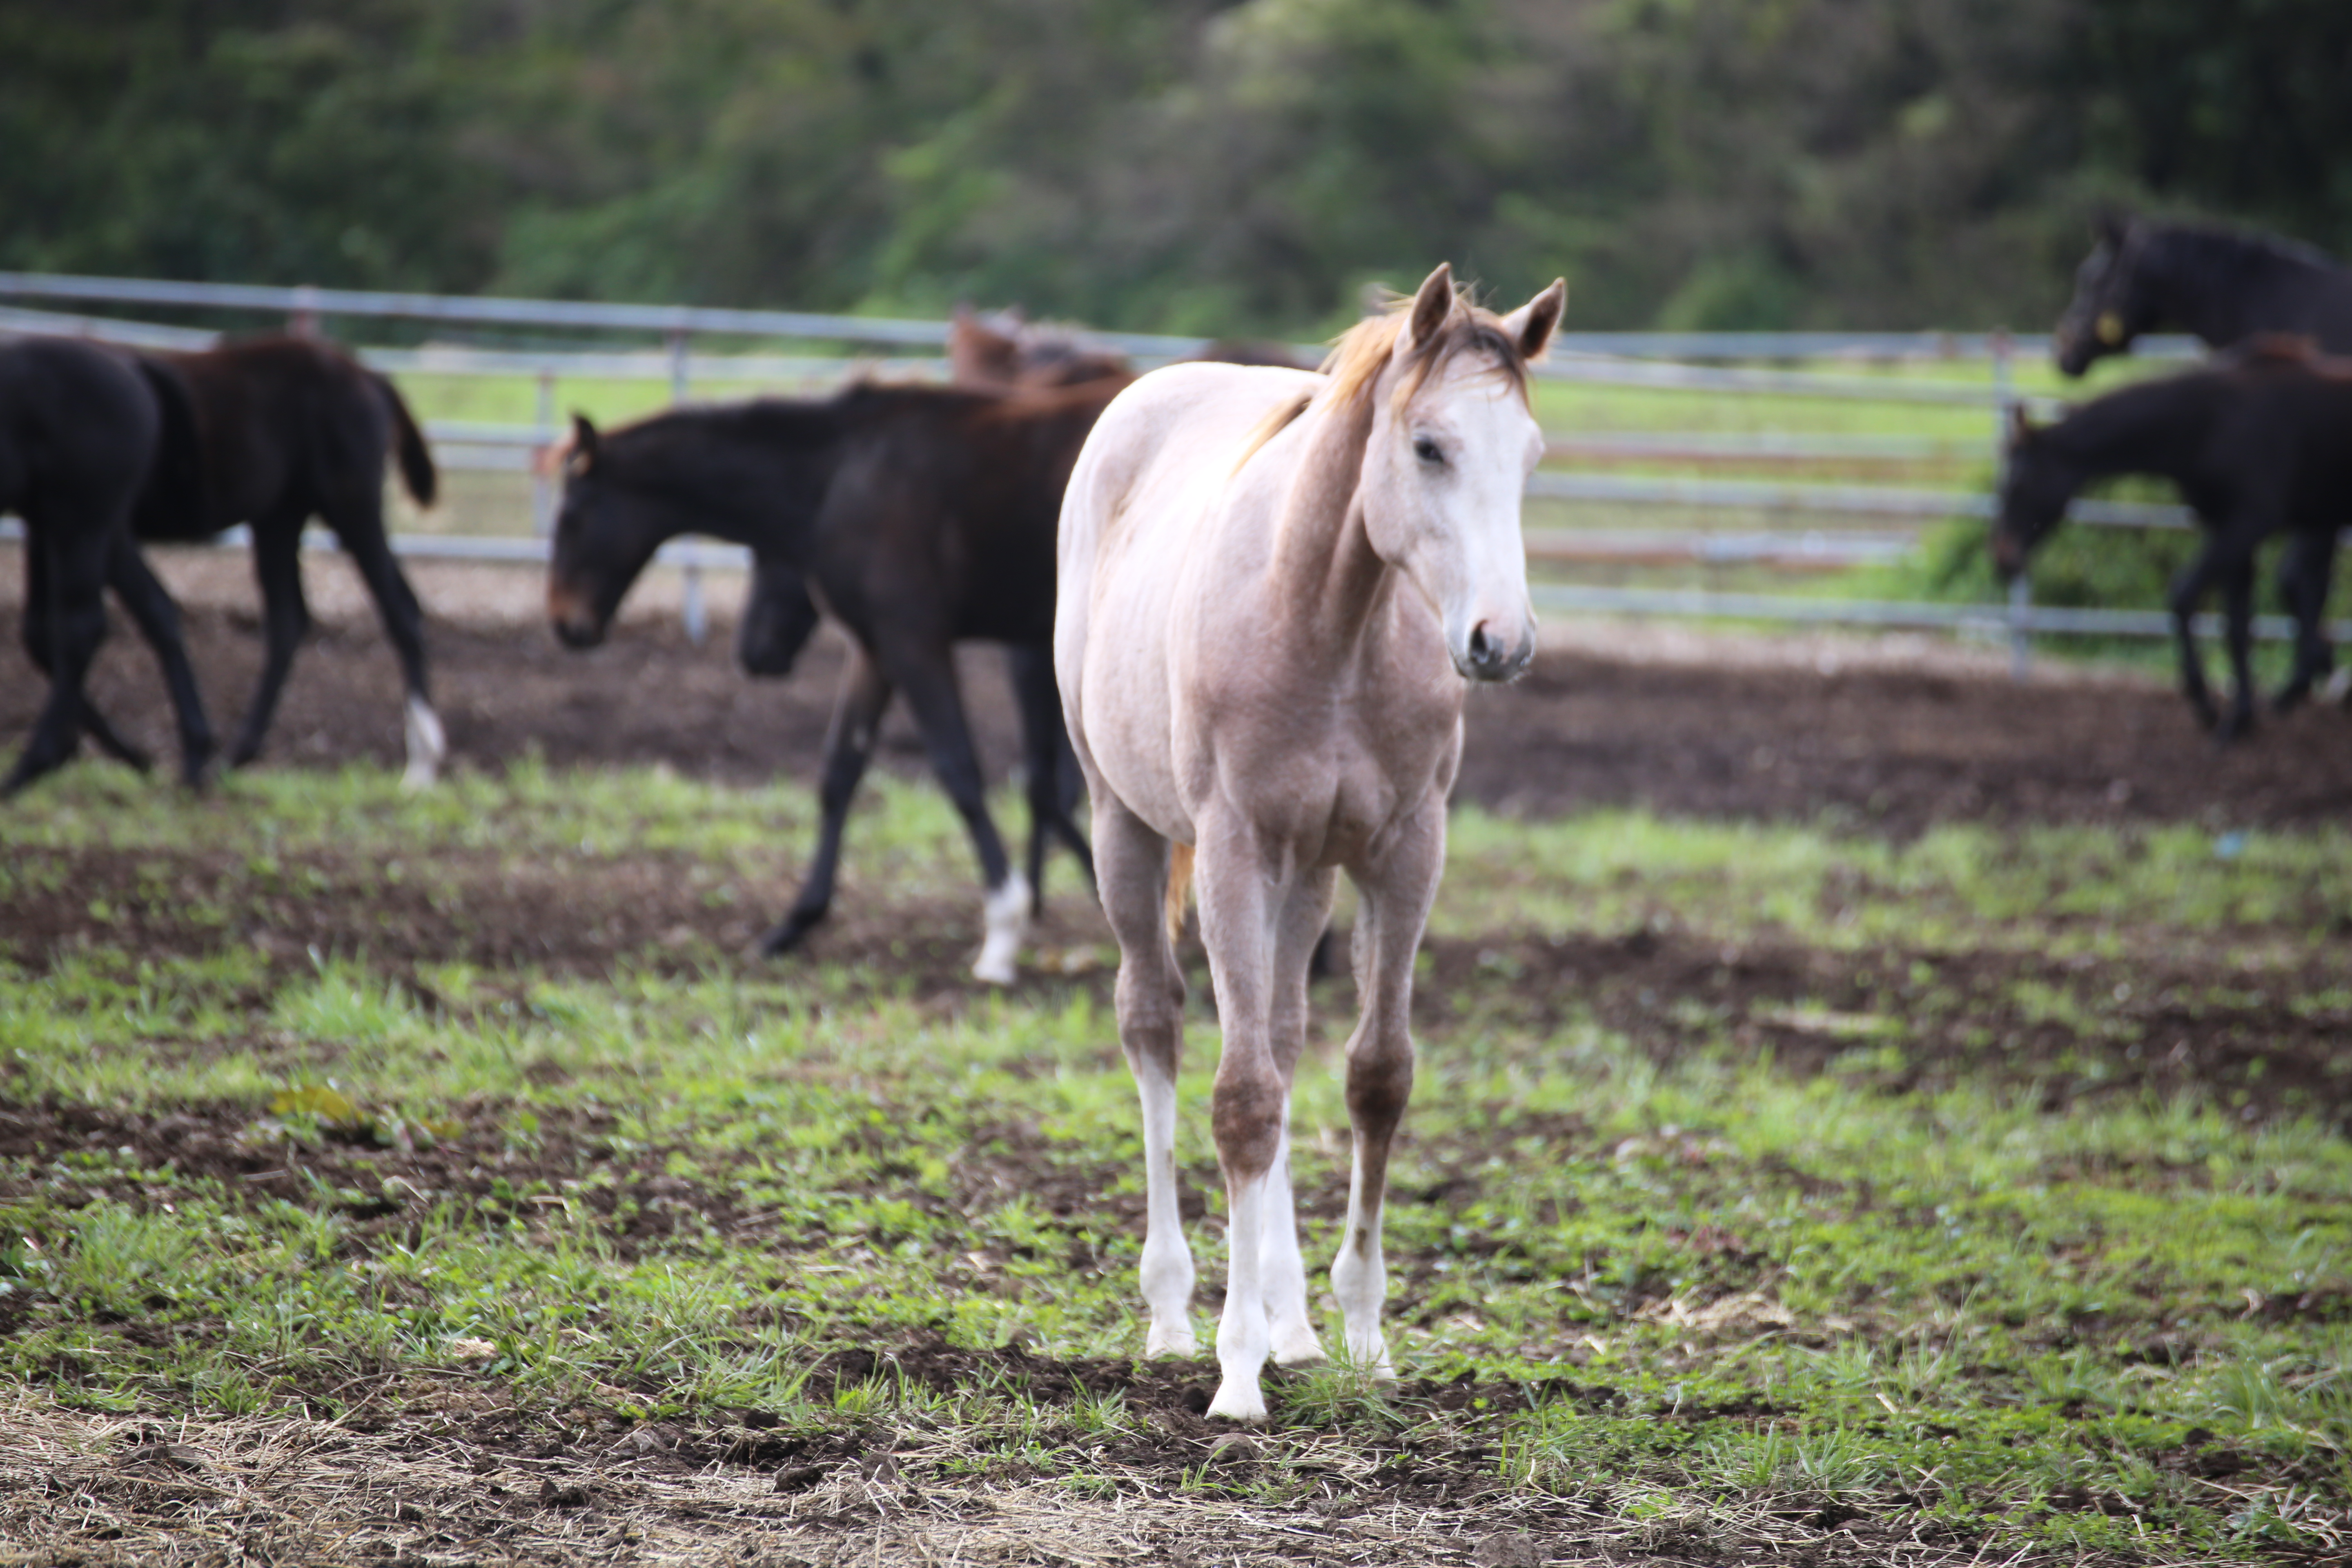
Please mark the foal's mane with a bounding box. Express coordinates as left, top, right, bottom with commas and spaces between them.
2134, 219, 2343, 283
1233, 290, 1531, 474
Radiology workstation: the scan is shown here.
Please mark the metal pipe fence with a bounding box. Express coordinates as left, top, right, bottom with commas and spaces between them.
0, 272, 2274, 668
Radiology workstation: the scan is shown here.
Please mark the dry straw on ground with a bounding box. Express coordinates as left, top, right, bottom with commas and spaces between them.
0, 1392, 2207, 1568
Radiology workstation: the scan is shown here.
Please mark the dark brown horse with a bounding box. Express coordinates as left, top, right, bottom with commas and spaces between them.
2054, 215, 2352, 376
2, 336, 213, 795
1994, 337, 2352, 739
133, 336, 446, 786
550, 376, 1123, 982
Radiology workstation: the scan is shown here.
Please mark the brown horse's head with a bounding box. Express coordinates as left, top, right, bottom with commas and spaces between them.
546, 413, 667, 649
1989, 405, 2071, 580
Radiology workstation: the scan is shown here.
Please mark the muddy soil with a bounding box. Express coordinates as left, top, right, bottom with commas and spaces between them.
4, 582, 2351, 834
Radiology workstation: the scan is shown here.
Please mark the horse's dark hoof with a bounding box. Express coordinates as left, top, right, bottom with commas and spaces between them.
755, 913, 823, 958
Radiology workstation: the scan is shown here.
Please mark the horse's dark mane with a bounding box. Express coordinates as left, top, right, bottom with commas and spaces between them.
598, 380, 1000, 470
2139, 219, 2343, 286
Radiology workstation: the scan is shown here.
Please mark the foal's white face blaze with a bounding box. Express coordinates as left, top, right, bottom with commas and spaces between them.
1361, 266, 1561, 682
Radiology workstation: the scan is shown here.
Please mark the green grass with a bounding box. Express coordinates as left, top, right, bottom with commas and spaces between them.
3, 763, 2345, 1560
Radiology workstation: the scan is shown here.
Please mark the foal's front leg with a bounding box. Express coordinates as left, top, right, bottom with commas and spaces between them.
1192, 822, 1290, 1420
1261, 868, 1339, 1369
2165, 541, 2226, 731
1330, 805, 1446, 1377
758, 645, 893, 956
2216, 555, 2258, 743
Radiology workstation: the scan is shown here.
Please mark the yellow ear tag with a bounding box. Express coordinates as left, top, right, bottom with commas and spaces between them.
2096, 311, 2125, 345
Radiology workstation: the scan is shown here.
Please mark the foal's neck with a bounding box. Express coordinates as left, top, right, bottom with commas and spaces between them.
1266, 392, 1394, 663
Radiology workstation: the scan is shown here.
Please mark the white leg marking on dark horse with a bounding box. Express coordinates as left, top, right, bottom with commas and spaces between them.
401, 695, 447, 791
971, 869, 1032, 984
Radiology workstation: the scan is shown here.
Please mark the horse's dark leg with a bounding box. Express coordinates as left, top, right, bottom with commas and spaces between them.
2216, 554, 2259, 743
757, 646, 895, 958
1009, 644, 1092, 915
227, 510, 312, 768
887, 642, 1027, 983
2165, 541, 2225, 731
105, 532, 214, 786
3, 525, 111, 797
330, 497, 443, 787
20, 530, 147, 772
2272, 528, 2338, 713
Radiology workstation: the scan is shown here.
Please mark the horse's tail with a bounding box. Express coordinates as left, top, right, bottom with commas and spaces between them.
1163, 841, 1194, 945
374, 372, 438, 508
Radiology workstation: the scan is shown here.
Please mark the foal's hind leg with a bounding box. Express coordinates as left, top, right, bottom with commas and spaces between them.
332, 502, 442, 787
4, 526, 112, 797
106, 533, 215, 786
889, 644, 1027, 983
22, 531, 149, 772
758, 646, 894, 957
1094, 800, 1194, 1356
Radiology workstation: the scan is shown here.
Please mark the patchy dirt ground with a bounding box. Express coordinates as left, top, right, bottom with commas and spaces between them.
4, 553, 2351, 835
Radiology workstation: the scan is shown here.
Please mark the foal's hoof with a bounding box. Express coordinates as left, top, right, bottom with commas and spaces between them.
755, 913, 822, 958
1205, 1379, 1270, 1424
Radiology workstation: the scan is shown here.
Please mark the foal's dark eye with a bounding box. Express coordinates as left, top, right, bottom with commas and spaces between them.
1413, 436, 1445, 465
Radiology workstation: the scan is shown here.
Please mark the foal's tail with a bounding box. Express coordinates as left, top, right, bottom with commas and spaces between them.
374, 372, 439, 508
1164, 842, 1194, 945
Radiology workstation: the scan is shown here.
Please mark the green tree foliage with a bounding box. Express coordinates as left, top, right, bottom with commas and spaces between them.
4, 0, 2350, 334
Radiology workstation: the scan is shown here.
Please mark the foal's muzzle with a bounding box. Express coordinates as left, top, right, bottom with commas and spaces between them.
1459, 620, 1534, 683
547, 580, 608, 650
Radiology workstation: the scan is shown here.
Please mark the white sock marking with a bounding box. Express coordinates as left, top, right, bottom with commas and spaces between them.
1209, 1169, 1274, 1421
400, 696, 446, 791
1135, 1060, 1196, 1356
971, 870, 1031, 985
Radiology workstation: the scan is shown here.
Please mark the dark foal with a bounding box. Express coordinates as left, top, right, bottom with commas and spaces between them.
134, 336, 446, 786
2055, 214, 2352, 377
729, 307, 1128, 918
1993, 338, 2352, 740
549, 378, 1120, 983
2, 336, 213, 795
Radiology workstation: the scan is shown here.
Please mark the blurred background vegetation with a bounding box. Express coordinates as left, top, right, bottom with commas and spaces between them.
4, 0, 2349, 336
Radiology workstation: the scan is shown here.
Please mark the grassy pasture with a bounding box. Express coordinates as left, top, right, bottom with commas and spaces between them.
1, 762, 2346, 1564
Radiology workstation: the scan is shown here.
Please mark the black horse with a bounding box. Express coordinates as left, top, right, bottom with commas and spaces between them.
2, 336, 213, 795
2054, 214, 2352, 376
549, 377, 1116, 982
1993, 338, 2352, 739
133, 336, 446, 786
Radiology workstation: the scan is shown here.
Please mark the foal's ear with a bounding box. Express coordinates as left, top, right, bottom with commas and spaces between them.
2092, 208, 2129, 249
1400, 263, 1456, 354
568, 413, 600, 472
1502, 278, 1569, 363
2005, 404, 2038, 448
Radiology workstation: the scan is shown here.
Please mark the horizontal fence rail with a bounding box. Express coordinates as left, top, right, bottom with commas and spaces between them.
2, 273, 2312, 670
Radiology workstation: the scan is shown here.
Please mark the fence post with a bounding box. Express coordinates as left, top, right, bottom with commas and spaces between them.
1991, 328, 2029, 680
668, 324, 707, 646
532, 370, 557, 537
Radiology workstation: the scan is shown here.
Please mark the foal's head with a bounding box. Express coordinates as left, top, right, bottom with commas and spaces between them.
2054, 214, 2163, 377
1329, 263, 1565, 682
546, 413, 669, 649
1990, 407, 2072, 579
